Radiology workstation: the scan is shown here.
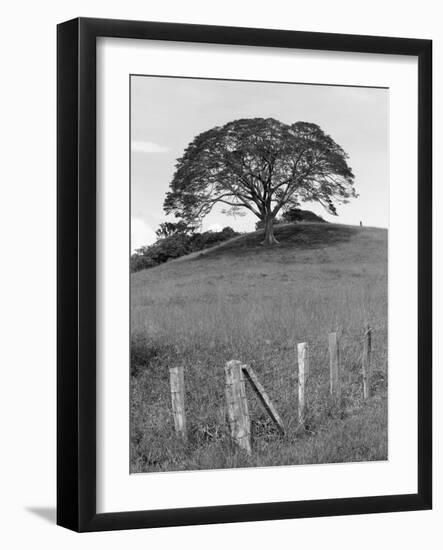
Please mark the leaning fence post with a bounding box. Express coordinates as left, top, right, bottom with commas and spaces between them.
169, 365, 187, 442
329, 332, 341, 403
225, 360, 251, 455
242, 364, 285, 435
297, 343, 308, 423
362, 325, 372, 399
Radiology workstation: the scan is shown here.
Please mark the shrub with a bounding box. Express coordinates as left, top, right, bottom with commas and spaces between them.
131, 226, 239, 273
130, 255, 158, 272
155, 221, 190, 238
254, 209, 327, 230
281, 208, 327, 224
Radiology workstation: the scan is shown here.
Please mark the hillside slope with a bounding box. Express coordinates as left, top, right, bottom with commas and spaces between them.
132, 223, 387, 318
131, 223, 388, 473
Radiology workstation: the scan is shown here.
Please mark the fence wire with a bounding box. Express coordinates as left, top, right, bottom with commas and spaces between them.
132, 322, 387, 458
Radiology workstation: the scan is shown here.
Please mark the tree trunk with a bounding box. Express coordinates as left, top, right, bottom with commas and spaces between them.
262, 213, 279, 246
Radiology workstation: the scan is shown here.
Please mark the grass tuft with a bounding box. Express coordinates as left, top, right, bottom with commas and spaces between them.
130, 223, 388, 473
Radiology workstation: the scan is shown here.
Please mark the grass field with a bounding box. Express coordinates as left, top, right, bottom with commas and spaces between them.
130, 223, 388, 473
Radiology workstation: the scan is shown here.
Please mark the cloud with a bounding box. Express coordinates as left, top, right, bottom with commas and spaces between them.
131, 218, 157, 252
131, 140, 170, 154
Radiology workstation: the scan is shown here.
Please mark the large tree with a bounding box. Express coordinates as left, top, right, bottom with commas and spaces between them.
164, 118, 356, 245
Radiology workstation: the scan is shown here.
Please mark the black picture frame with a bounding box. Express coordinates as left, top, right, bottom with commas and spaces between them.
57, 17, 432, 532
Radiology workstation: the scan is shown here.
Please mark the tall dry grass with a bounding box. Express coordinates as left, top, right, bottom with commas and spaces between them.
130, 224, 388, 473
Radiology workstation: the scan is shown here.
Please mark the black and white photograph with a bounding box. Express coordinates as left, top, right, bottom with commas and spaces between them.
0, 0, 436, 543
130, 75, 389, 473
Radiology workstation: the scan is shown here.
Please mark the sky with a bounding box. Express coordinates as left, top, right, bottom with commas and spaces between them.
131, 75, 389, 251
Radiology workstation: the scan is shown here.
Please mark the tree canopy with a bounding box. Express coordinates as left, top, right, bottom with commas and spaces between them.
164, 118, 356, 244
155, 221, 189, 238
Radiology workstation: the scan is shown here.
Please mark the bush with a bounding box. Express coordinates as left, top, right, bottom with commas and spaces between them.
155, 221, 189, 238
254, 209, 327, 230
131, 226, 239, 273
281, 208, 327, 224
130, 255, 158, 272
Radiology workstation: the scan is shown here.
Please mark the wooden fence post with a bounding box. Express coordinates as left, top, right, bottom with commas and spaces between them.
225, 360, 251, 455
329, 332, 341, 402
297, 343, 308, 423
242, 364, 285, 435
169, 365, 187, 441
362, 325, 372, 399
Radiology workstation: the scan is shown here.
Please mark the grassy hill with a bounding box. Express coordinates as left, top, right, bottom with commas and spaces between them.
130, 223, 388, 473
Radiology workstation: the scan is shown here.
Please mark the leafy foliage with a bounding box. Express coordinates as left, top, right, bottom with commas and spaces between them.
155, 220, 190, 238
130, 224, 388, 472
131, 226, 239, 272
281, 207, 327, 224
255, 208, 327, 229
164, 118, 356, 243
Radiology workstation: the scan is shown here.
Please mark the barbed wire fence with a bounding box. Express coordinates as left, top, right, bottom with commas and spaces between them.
163, 323, 388, 452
